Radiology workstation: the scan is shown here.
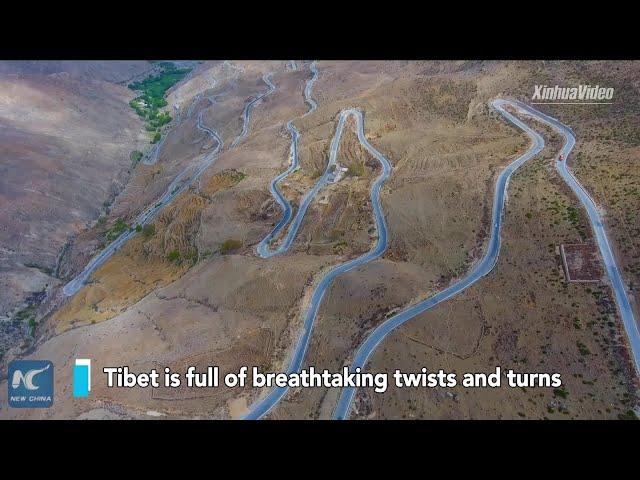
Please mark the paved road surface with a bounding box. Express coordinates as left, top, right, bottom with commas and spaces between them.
231, 73, 276, 147
332, 98, 545, 419
256, 62, 319, 258
243, 109, 393, 419
256, 121, 301, 258
304, 61, 318, 113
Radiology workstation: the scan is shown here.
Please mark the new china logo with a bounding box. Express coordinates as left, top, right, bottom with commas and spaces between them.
8, 360, 54, 408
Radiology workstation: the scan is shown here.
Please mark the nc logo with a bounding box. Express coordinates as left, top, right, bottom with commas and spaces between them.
8, 360, 54, 408
12, 363, 50, 390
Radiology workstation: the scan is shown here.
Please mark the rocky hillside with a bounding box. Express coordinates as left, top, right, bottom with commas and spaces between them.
0, 61, 151, 325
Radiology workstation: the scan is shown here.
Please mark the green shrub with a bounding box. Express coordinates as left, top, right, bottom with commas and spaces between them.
15, 305, 36, 323
167, 250, 181, 263
577, 341, 591, 356
142, 224, 156, 238
150, 111, 172, 128
28, 317, 37, 337
553, 387, 569, 399
618, 410, 638, 420
219, 239, 242, 254
130, 150, 143, 165
128, 63, 191, 147
346, 163, 365, 177
106, 217, 129, 241
183, 249, 198, 265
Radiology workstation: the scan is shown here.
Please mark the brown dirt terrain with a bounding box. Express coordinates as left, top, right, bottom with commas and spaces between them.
50, 169, 247, 333
0, 250, 335, 419
562, 244, 603, 282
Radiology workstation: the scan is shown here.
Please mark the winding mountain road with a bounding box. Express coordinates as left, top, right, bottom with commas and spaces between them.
59, 60, 639, 422
231, 73, 276, 147
333, 98, 639, 419
243, 109, 393, 419
256, 62, 319, 258
304, 61, 318, 113
332, 98, 546, 419
255, 120, 301, 258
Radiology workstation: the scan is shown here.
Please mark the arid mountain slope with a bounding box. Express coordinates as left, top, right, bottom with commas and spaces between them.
0, 61, 150, 323
0, 61, 152, 83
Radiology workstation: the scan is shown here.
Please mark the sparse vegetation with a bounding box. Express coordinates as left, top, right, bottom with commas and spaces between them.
23, 262, 53, 276
15, 305, 37, 323
106, 217, 130, 242
310, 169, 323, 180
577, 341, 591, 356
166, 247, 197, 266
618, 410, 638, 420
333, 241, 348, 253
553, 387, 569, 399
183, 249, 198, 265
13, 304, 39, 337
166, 249, 181, 264
129, 62, 191, 144
28, 317, 37, 337
219, 238, 243, 254
130, 150, 143, 166
142, 223, 156, 238
346, 162, 365, 177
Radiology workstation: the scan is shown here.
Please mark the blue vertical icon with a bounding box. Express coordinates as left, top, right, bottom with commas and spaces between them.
73, 359, 91, 397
